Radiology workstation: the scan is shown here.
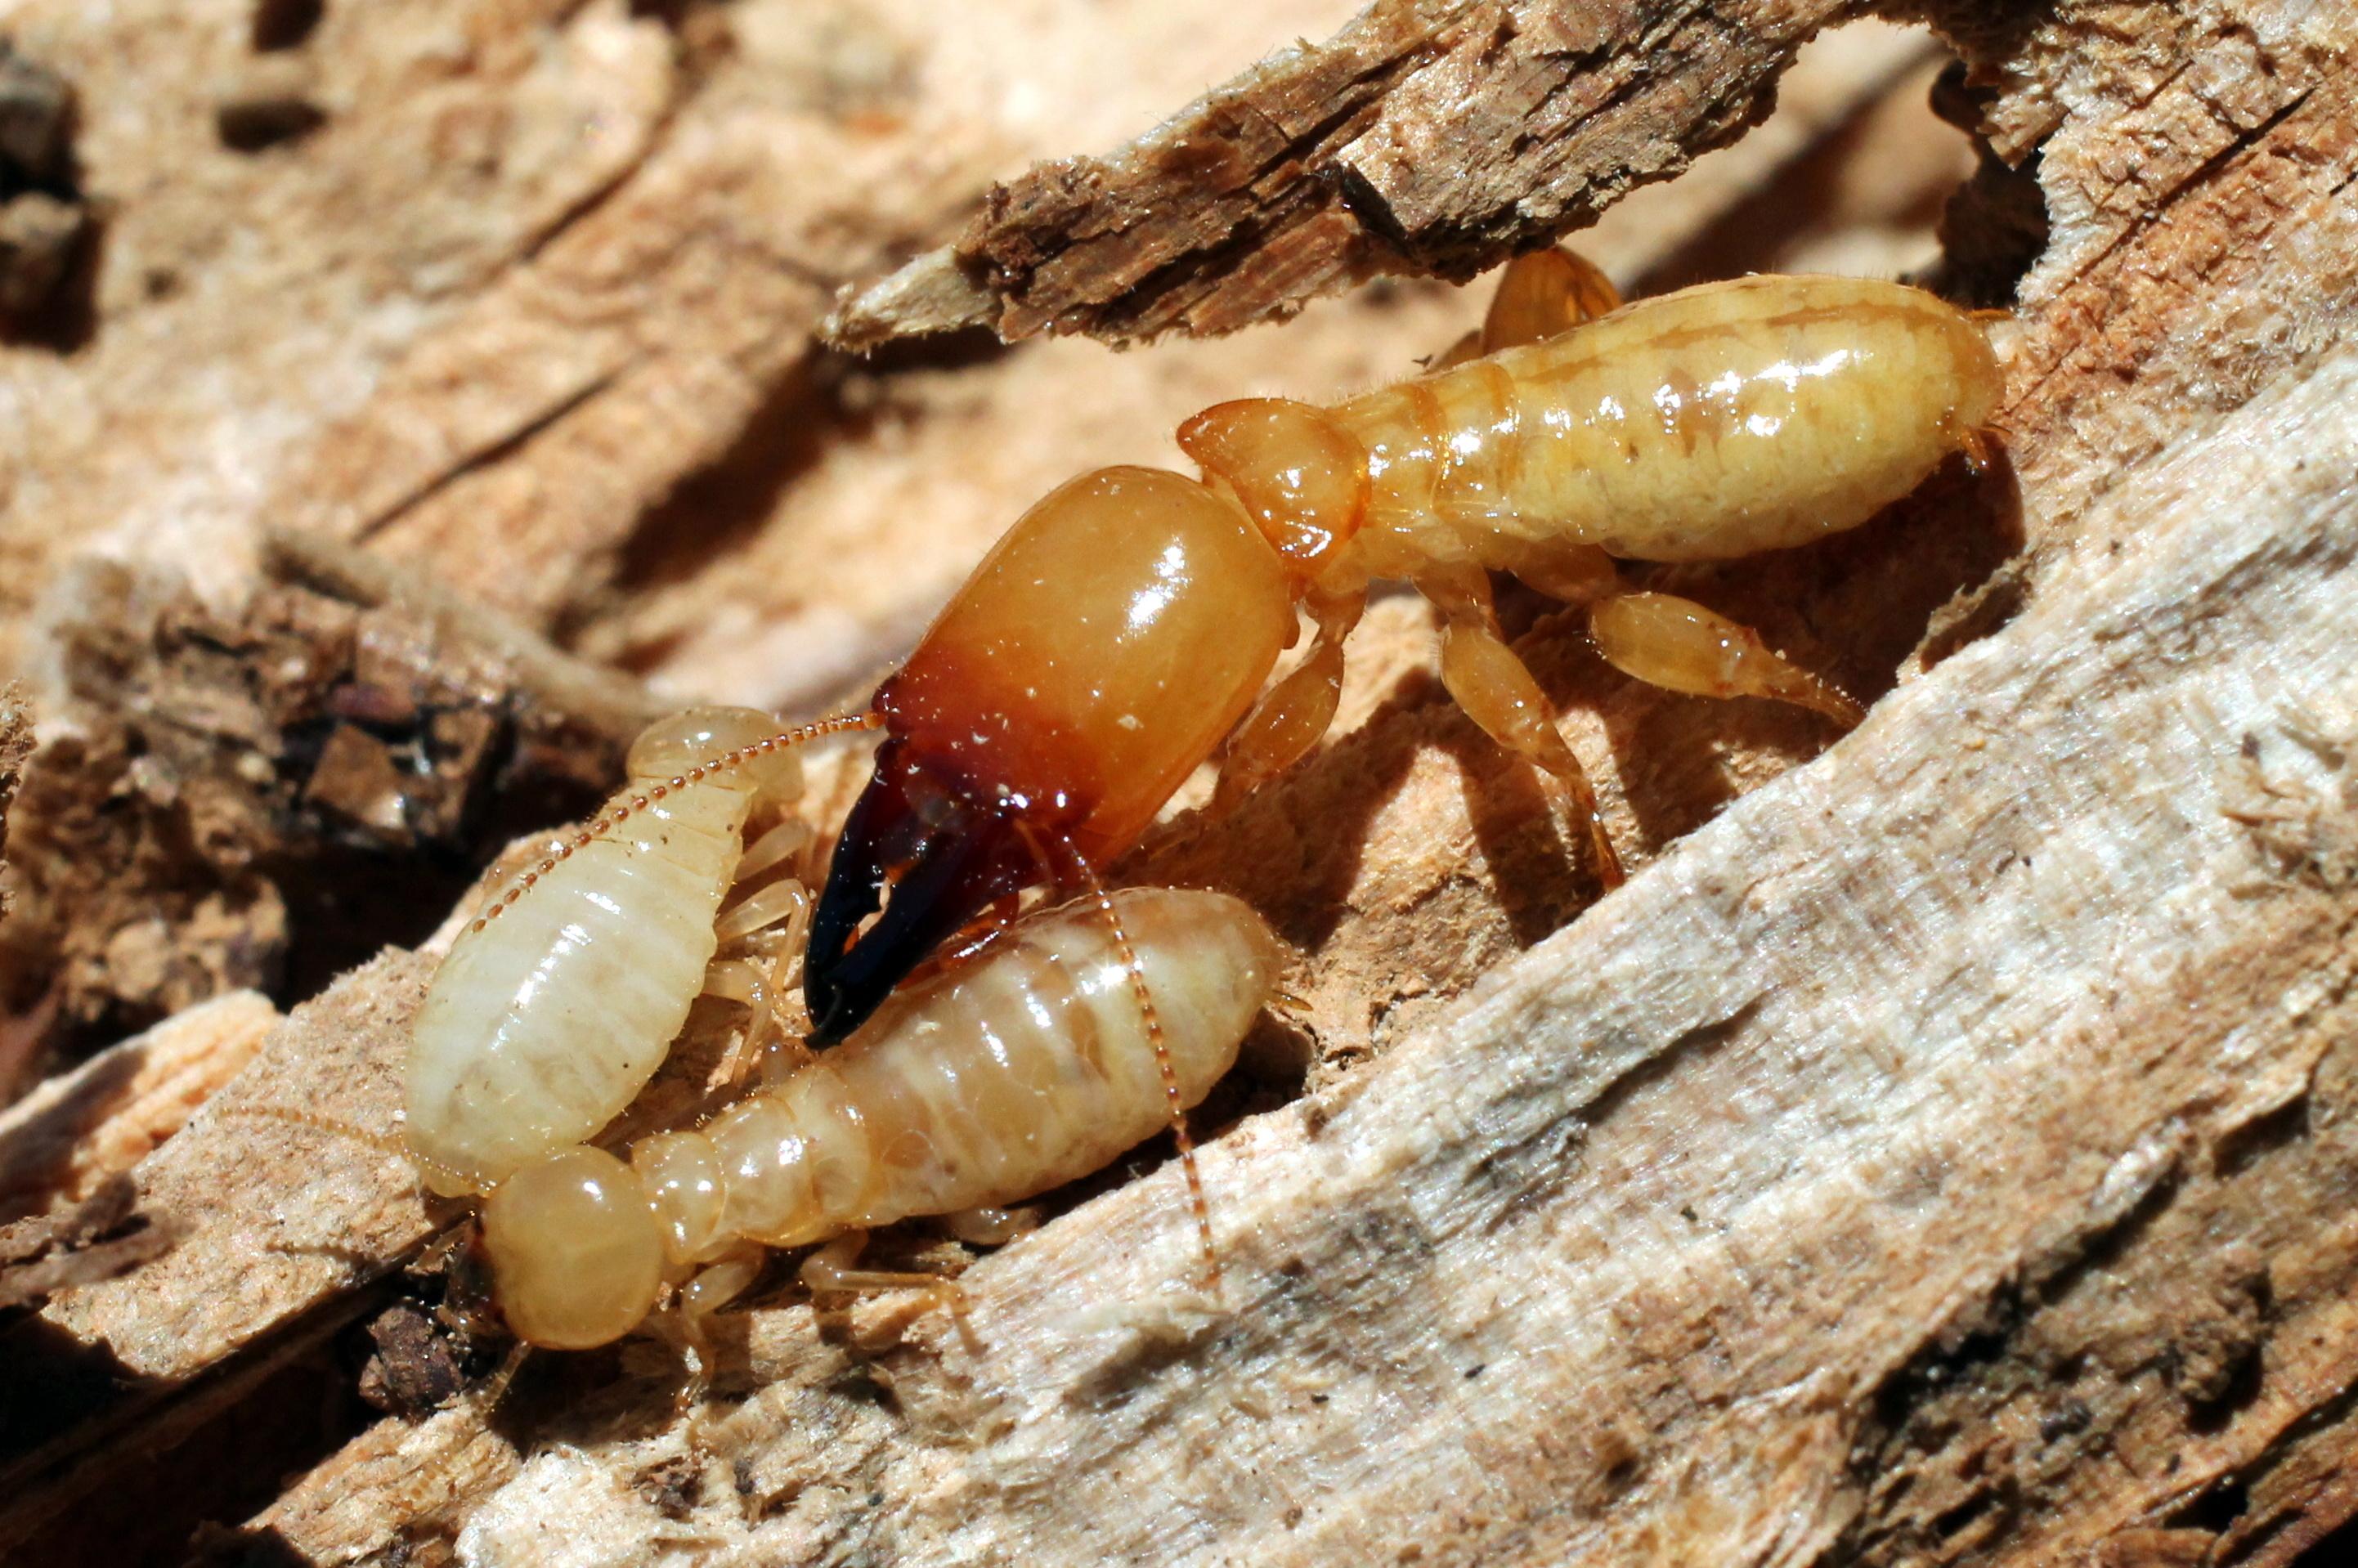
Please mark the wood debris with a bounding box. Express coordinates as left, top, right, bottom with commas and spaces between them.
0, 0, 2353, 1563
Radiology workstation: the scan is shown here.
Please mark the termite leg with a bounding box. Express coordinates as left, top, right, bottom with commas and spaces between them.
1419, 562, 1626, 889
734, 817, 814, 884
737, 934, 822, 1087
1431, 244, 1623, 367
1212, 585, 1368, 813
1956, 424, 1997, 476
701, 959, 766, 1006
1491, 535, 1623, 607
943, 1205, 1042, 1247
666, 1242, 765, 1448
678, 1242, 766, 1368
800, 1232, 970, 1315
1479, 244, 1622, 353
1587, 590, 1866, 727
715, 878, 810, 946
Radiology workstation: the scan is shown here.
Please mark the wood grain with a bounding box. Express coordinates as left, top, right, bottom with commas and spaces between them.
0, 0, 2353, 1562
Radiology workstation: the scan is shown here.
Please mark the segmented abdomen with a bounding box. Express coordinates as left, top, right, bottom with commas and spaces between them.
698, 889, 1284, 1248
1336, 275, 2000, 565
406, 779, 758, 1194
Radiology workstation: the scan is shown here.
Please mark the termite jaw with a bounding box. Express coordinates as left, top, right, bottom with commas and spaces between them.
805, 750, 1036, 1046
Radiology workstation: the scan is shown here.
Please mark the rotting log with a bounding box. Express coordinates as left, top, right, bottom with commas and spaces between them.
0, 0, 2355, 1563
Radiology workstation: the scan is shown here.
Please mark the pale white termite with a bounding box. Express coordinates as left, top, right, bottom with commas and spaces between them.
467, 887, 1283, 1349
403, 706, 871, 1196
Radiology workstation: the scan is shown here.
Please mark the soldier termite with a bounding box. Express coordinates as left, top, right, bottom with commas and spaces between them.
798, 249, 2006, 1046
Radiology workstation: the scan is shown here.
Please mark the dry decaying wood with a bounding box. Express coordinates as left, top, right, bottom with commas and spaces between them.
0, 0, 2355, 1562
0, 549, 658, 1069
826, 0, 1866, 347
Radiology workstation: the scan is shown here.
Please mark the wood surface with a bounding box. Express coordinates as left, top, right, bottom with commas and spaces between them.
0, 0, 2354, 1562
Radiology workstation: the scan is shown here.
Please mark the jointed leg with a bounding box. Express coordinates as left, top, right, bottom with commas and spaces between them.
1481, 245, 1622, 353
1491, 536, 1621, 607
1419, 562, 1625, 889
944, 1206, 1042, 1246
800, 1231, 969, 1315
1213, 585, 1367, 813
1588, 592, 1864, 726
677, 1243, 765, 1362
1432, 245, 1624, 369
735, 815, 814, 884
706, 877, 816, 1084
713, 877, 810, 945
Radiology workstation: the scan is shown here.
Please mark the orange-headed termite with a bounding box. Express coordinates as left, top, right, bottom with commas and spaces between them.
800, 253, 2002, 1042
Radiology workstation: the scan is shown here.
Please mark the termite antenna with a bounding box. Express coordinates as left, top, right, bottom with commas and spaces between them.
468, 712, 882, 935
215, 1103, 468, 1194
1026, 830, 1223, 1299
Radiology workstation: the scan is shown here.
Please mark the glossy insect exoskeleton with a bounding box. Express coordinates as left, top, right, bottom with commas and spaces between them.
405, 706, 854, 1194
801, 252, 2003, 1042
468, 888, 1281, 1348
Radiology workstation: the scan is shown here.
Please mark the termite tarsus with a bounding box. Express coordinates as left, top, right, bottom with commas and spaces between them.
474, 887, 1281, 1349
800, 251, 2004, 1043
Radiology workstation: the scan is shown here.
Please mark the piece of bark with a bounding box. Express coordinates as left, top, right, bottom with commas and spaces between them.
825, 0, 1862, 348
0, 952, 437, 1566
0, 680, 25, 908
0, 1175, 174, 1314
0, 988, 277, 1225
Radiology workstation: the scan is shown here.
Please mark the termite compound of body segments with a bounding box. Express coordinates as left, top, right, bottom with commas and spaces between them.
397, 706, 1283, 1350
797, 249, 2005, 1046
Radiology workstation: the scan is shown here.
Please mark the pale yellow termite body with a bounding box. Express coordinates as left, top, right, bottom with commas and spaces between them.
404, 708, 822, 1196
477, 888, 1284, 1350
1178, 257, 2004, 883
1333, 272, 1999, 572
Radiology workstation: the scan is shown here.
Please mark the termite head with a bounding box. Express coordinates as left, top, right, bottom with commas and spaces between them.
626, 706, 804, 798
478, 1145, 666, 1350
802, 741, 1043, 1046
1177, 397, 1370, 578
805, 466, 1300, 1044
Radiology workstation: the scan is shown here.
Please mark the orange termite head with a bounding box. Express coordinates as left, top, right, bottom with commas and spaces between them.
1176, 397, 1370, 575
805, 465, 1302, 1044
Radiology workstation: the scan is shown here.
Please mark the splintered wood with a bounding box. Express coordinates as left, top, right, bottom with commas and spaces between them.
824, 0, 1860, 347
0, 0, 2355, 1564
